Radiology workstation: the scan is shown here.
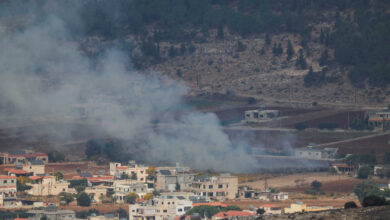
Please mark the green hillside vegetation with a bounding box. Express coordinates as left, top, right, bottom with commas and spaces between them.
2, 0, 390, 89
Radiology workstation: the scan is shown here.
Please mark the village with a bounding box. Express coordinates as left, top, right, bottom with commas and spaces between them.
0, 144, 389, 220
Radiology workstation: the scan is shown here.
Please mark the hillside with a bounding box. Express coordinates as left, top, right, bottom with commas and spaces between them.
1, 0, 390, 107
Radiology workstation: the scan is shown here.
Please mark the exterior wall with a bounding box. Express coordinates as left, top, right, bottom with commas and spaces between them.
244, 110, 279, 123
284, 203, 307, 214
27, 177, 69, 196
85, 187, 107, 203
155, 173, 195, 191
23, 165, 45, 175
110, 162, 148, 182
192, 175, 238, 200
261, 206, 282, 215
129, 197, 192, 220
115, 183, 148, 203
295, 150, 322, 160
0, 176, 17, 202
0, 153, 48, 164
27, 210, 75, 220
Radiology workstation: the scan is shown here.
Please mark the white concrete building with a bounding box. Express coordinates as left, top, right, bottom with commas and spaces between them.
129, 195, 192, 220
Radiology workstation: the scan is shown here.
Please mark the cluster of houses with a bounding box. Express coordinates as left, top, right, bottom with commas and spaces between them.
3, 149, 380, 220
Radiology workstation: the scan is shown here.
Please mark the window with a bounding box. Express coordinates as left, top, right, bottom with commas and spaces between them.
203, 185, 205, 189
178, 209, 183, 212
208, 192, 213, 197
141, 171, 144, 174
202, 192, 206, 196
3, 180, 6, 184
209, 185, 213, 189
163, 210, 167, 213
218, 184, 223, 189
168, 202, 170, 205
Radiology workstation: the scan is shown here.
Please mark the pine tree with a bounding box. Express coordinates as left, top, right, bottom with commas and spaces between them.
277, 43, 283, 55
319, 49, 329, 66
272, 43, 278, 56
265, 33, 271, 46
217, 25, 224, 39
296, 49, 307, 69
168, 45, 177, 57
287, 39, 294, 60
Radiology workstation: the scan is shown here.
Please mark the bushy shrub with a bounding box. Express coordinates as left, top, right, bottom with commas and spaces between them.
294, 122, 308, 130
344, 201, 357, 209
362, 195, 386, 207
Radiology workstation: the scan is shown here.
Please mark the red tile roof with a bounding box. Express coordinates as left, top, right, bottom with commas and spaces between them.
332, 163, 355, 168
116, 166, 128, 170
0, 176, 17, 179
261, 204, 281, 208
193, 202, 227, 207
214, 211, 254, 218
14, 218, 28, 220
0, 185, 17, 189
4, 169, 29, 174
29, 176, 43, 180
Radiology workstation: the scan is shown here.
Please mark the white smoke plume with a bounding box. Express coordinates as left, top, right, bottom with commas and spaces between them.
0, 2, 258, 172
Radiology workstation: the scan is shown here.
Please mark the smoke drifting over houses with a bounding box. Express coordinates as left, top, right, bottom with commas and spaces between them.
0, 1, 260, 172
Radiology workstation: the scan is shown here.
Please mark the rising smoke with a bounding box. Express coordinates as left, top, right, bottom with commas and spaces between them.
0, 1, 259, 172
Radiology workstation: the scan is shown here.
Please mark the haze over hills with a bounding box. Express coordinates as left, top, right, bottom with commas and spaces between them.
3, 0, 390, 106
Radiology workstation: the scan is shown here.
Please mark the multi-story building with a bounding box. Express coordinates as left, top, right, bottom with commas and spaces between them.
129, 195, 192, 220
191, 174, 238, 200
0, 151, 48, 164
114, 182, 149, 203
0, 176, 17, 208
155, 169, 195, 191
26, 176, 69, 196
365, 110, 390, 131
110, 161, 148, 182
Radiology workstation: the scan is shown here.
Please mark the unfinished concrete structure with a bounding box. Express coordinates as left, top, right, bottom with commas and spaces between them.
295, 145, 338, 160
244, 109, 279, 123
